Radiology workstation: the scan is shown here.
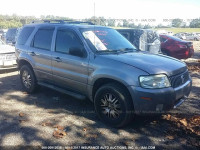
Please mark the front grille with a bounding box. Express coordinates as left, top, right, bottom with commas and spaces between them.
169, 71, 189, 88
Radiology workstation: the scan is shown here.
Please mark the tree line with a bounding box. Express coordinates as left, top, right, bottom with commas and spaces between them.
0, 14, 200, 29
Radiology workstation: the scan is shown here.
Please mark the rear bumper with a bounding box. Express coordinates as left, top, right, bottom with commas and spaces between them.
0, 60, 17, 70
128, 79, 192, 114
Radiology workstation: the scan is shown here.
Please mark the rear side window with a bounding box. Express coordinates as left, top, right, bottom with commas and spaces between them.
17, 27, 35, 45
32, 28, 54, 50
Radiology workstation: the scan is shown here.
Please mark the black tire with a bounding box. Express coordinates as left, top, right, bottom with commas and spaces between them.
20, 65, 37, 93
94, 83, 134, 128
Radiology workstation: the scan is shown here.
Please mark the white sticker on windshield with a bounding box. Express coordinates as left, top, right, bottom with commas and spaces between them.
83, 31, 107, 51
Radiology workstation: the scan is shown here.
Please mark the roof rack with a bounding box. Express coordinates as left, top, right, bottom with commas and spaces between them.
31, 20, 94, 25
65, 21, 95, 25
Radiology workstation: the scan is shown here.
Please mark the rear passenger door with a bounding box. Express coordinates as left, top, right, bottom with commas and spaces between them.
29, 27, 54, 84
51, 28, 89, 94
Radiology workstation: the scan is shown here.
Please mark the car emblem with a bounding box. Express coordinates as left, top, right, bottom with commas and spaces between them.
181, 75, 185, 84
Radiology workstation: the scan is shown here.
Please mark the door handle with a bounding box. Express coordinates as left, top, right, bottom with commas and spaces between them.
28, 51, 36, 56
53, 57, 62, 62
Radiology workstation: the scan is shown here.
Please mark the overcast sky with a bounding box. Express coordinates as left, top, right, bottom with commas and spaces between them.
0, 0, 200, 25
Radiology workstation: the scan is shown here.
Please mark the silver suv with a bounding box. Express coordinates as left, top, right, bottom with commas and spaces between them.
16, 20, 192, 127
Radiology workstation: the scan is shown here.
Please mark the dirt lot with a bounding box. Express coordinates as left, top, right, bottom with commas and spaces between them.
0, 43, 200, 150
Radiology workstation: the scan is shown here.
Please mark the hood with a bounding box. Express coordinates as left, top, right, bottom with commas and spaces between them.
0, 44, 15, 54
102, 52, 187, 76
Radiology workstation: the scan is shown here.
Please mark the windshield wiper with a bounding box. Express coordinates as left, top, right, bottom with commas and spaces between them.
96, 49, 120, 53
96, 48, 139, 54
117, 48, 139, 53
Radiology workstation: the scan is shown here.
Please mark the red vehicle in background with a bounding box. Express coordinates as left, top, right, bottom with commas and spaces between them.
160, 34, 194, 59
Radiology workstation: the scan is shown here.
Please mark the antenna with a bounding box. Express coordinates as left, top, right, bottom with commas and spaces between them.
94, 2, 96, 23
93, 2, 96, 47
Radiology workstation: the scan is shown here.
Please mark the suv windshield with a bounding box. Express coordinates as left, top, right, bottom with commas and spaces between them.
81, 28, 137, 52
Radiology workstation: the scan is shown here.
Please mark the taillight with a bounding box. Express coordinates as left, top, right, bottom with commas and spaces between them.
185, 51, 189, 56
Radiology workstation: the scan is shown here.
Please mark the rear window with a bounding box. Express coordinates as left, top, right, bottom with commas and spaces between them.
166, 35, 184, 41
160, 36, 168, 43
32, 28, 54, 50
17, 27, 35, 45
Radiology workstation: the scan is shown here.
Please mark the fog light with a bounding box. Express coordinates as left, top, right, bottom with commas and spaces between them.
156, 104, 163, 111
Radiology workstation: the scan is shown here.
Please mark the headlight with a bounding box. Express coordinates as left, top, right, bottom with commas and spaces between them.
139, 74, 171, 89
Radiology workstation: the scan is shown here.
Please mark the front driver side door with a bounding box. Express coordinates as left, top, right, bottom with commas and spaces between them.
51, 28, 89, 94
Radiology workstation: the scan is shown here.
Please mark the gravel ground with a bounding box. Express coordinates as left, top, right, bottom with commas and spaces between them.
0, 42, 200, 150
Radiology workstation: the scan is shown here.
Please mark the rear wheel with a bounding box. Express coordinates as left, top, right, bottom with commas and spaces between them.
20, 65, 37, 93
94, 83, 134, 128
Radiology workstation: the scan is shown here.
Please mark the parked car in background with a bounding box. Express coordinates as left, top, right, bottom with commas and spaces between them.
1, 32, 6, 42
0, 39, 17, 69
0, 30, 4, 38
196, 32, 200, 37
117, 29, 161, 54
174, 32, 187, 40
5, 28, 18, 45
185, 33, 200, 41
160, 34, 194, 59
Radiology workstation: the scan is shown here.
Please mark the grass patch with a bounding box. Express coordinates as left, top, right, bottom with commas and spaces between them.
112, 27, 200, 33
155, 28, 200, 33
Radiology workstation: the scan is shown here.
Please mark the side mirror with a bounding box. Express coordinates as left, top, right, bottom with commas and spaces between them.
69, 47, 85, 57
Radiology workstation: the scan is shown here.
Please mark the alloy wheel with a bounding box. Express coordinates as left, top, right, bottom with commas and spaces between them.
22, 70, 31, 88
100, 93, 121, 119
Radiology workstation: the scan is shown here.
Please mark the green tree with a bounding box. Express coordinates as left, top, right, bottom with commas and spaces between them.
136, 23, 143, 29
128, 23, 136, 28
107, 19, 115, 27
117, 22, 122, 27
143, 24, 151, 29
123, 19, 129, 27
189, 18, 200, 28
171, 18, 183, 27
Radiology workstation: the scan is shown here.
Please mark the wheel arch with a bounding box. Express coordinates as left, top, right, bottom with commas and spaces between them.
18, 58, 34, 70
91, 77, 132, 103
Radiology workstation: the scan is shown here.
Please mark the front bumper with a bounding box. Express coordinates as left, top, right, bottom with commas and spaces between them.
128, 79, 192, 114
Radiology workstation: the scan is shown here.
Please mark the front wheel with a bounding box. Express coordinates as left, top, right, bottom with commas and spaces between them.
20, 65, 37, 93
94, 83, 134, 128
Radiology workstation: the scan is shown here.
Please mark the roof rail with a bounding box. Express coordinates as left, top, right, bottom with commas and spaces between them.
43, 19, 74, 23
65, 21, 95, 25
31, 20, 43, 24
31, 20, 94, 25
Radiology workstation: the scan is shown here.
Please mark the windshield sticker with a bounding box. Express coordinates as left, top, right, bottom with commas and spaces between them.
83, 31, 107, 51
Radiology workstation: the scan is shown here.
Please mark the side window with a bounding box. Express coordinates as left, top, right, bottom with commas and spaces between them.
32, 28, 54, 50
17, 27, 35, 45
160, 36, 167, 43
55, 29, 83, 55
